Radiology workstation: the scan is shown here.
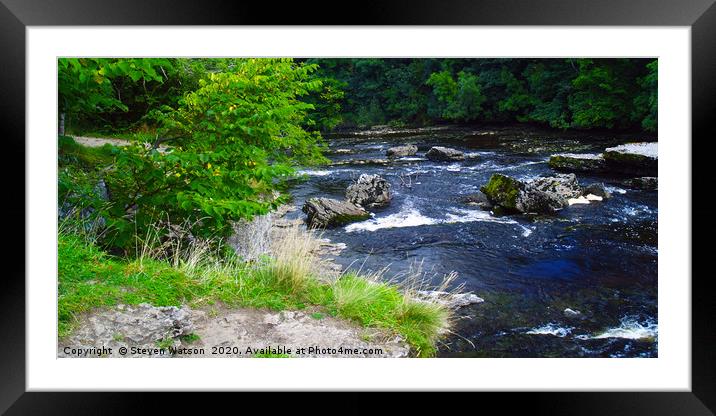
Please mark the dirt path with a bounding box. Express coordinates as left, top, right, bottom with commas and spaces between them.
70, 135, 170, 153
71, 136, 132, 148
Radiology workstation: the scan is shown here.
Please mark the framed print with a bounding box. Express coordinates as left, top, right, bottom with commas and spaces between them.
3, 0, 714, 413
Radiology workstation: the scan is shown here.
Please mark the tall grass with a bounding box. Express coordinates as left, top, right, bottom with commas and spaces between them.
58, 216, 457, 356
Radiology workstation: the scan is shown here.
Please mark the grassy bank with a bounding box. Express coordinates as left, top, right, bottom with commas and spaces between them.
59, 223, 452, 357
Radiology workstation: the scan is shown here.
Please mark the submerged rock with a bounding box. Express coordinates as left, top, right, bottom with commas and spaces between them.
603, 142, 658, 176
622, 176, 658, 190
549, 153, 606, 173
458, 192, 493, 210
346, 174, 392, 208
386, 144, 418, 158
302, 198, 370, 229
426, 146, 465, 162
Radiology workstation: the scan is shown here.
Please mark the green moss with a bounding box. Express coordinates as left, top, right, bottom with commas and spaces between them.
480, 174, 522, 209
548, 155, 605, 172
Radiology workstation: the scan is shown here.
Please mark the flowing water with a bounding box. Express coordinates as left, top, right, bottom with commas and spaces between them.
287, 125, 658, 358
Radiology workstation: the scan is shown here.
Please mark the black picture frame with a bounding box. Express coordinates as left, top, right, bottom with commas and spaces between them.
2, 0, 713, 413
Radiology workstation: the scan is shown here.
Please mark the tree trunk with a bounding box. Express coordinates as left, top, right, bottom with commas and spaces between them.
59, 112, 65, 136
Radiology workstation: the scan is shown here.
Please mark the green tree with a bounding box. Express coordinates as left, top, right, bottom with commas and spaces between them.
426, 70, 486, 121
58, 58, 171, 134
103, 58, 328, 249
633, 60, 658, 132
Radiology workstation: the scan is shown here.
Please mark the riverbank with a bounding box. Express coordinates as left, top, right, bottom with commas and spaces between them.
58, 172, 466, 357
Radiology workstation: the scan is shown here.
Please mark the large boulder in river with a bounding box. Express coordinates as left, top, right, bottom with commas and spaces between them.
426, 146, 464, 162
530, 173, 583, 201
480, 174, 524, 211
302, 198, 370, 229
346, 174, 392, 208
481, 173, 584, 214
549, 153, 606, 173
386, 144, 418, 158
603, 142, 657, 176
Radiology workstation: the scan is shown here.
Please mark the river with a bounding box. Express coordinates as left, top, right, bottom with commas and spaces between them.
286, 125, 658, 358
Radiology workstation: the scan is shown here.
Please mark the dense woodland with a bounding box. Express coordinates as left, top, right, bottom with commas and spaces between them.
61, 58, 657, 135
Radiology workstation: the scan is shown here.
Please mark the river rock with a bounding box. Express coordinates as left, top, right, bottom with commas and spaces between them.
582, 182, 611, 199
415, 291, 485, 309
426, 146, 465, 162
346, 174, 392, 208
563, 308, 582, 318
530, 173, 583, 200
302, 198, 370, 229
549, 153, 606, 173
603, 142, 658, 176
622, 176, 658, 190
386, 144, 418, 158
481, 173, 584, 214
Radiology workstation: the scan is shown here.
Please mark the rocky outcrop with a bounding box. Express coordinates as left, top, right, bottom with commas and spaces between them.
481, 173, 590, 214
603, 142, 658, 176
622, 176, 658, 190
59, 303, 411, 358
549, 153, 606, 173
426, 146, 465, 162
302, 198, 370, 229
548, 142, 657, 176
58, 303, 194, 358
346, 174, 392, 208
58, 179, 110, 230
386, 144, 418, 158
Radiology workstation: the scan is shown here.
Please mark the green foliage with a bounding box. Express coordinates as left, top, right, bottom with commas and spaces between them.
58, 58, 172, 132
309, 58, 656, 132
568, 59, 645, 129
60, 59, 330, 250
180, 333, 201, 343
634, 60, 658, 132
426, 70, 486, 121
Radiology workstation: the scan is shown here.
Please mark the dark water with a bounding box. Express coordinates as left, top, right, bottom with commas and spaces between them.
287, 125, 658, 358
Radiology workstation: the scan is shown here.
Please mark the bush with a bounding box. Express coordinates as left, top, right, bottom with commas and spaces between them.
97, 59, 329, 251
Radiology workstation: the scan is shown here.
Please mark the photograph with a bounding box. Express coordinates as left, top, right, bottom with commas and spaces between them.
56, 57, 659, 359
